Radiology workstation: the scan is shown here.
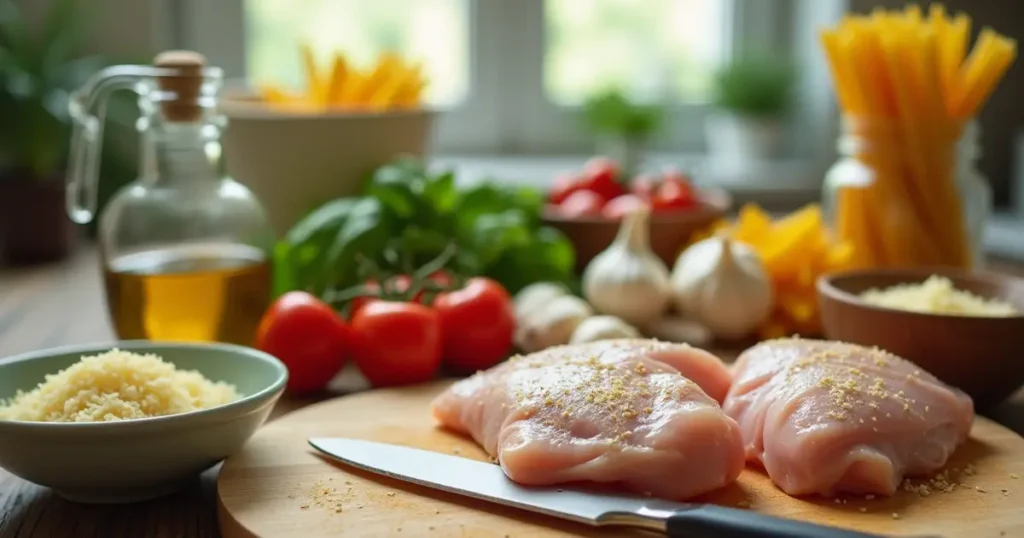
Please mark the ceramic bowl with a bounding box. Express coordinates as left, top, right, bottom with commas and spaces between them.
0, 341, 287, 503
818, 267, 1024, 408
542, 187, 732, 273
220, 92, 435, 237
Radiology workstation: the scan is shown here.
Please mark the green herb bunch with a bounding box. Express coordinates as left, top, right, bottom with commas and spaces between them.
712, 56, 797, 117
274, 157, 578, 299
581, 88, 663, 138
0, 0, 106, 180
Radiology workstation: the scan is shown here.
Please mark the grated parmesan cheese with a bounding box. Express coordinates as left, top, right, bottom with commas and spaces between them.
0, 349, 241, 422
860, 275, 1018, 317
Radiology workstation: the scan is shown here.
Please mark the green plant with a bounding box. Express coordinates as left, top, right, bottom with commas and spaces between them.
275, 156, 578, 300
0, 0, 105, 180
581, 88, 663, 139
713, 56, 796, 117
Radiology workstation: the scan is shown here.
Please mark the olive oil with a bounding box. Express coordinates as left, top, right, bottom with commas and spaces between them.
103, 243, 272, 345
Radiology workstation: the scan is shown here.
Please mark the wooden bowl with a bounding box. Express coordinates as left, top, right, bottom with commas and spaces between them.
542, 188, 732, 273
817, 267, 1024, 409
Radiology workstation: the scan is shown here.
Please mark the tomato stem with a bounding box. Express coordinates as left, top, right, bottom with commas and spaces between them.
322, 284, 380, 306
327, 244, 463, 311
402, 243, 459, 303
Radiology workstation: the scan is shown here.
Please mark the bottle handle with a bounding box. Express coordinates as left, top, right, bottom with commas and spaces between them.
66, 65, 155, 224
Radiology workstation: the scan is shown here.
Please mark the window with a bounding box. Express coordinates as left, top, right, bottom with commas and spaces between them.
173, 0, 820, 156
544, 0, 727, 105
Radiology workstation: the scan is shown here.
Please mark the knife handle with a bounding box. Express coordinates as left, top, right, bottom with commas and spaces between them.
665, 505, 889, 538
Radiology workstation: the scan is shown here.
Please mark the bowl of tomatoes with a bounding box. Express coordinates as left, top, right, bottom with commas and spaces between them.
542, 157, 731, 273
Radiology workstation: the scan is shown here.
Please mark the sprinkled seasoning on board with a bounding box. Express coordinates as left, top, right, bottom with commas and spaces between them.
900, 463, 983, 496
298, 478, 361, 514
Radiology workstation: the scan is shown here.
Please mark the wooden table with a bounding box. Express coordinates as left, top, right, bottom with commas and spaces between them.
2, 245, 1024, 538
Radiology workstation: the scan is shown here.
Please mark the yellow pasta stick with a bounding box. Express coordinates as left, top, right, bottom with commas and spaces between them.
300, 43, 323, 105
956, 36, 1017, 119
354, 53, 400, 104
325, 53, 349, 106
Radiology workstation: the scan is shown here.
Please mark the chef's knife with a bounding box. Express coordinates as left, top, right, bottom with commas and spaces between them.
308, 437, 897, 538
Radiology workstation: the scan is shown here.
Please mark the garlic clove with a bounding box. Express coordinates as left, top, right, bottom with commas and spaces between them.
514, 294, 593, 353
582, 207, 672, 327
513, 282, 568, 321
569, 315, 640, 345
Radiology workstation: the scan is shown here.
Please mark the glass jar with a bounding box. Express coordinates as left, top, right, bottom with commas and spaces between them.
822, 117, 989, 270
67, 51, 276, 345
954, 121, 992, 270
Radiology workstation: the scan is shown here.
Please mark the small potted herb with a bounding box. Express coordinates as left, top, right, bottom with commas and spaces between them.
706, 55, 796, 166
0, 0, 108, 263
581, 88, 663, 177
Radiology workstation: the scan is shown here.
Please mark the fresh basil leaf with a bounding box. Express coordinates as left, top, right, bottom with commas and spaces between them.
367, 179, 417, 219
453, 183, 508, 234
484, 226, 576, 295
401, 227, 452, 257
422, 170, 458, 214
285, 198, 358, 246
455, 182, 545, 233
463, 210, 532, 267
283, 198, 360, 295
369, 155, 429, 192
532, 226, 576, 277
322, 197, 393, 292
270, 241, 295, 298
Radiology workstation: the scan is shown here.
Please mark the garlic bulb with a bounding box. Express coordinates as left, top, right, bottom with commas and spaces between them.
582, 208, 672, 326
513, 282, 567, 321
670, 235, 773, 340
569, 315, 640, 345
514, 295, 593, 352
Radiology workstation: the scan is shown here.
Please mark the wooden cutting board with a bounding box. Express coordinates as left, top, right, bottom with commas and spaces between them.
218, 381, 1024, 538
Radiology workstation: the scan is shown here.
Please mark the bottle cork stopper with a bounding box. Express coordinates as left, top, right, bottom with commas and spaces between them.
153, 50, 207, 122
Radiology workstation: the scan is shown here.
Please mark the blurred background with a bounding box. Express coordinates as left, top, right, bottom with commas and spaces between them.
2, 0, 1022, 263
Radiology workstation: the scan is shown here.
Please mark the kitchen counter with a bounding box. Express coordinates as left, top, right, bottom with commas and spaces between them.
2, 244, 1024, 538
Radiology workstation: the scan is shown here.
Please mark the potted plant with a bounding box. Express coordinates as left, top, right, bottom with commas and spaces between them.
0, 0, 107, 264
705, 56, 796, 168
581, 88, 663, 177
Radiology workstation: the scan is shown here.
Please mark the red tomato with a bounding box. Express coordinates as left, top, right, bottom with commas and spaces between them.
548, 172, 582, 204
558, 189, 605, 218
349, 300, 443, 387
433, 277, 515, 372
601, 194, 650, 220
256, 291, 350, 394
578, 157, 625, 201
661, 168, 692, 185
651, 176, 698, 212
630, 174, 658, 200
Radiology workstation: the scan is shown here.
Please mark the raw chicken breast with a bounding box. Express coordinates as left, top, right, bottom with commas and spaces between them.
431, 339, 743, 500
724, 338, 974, 497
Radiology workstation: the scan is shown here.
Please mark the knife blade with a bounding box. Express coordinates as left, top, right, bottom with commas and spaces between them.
308, 437, 903, 538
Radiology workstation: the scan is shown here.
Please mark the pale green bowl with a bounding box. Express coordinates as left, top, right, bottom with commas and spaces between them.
0, 341, 287, 504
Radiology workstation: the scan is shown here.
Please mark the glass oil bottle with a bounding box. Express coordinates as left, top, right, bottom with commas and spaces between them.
67, 51, 275, 345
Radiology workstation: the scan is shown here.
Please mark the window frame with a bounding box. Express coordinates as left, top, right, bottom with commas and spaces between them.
169, 0, 830, 157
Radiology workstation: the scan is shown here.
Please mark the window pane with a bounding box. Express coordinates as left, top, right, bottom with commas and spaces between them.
245, 0, 469, 106
545, 0, 727, 105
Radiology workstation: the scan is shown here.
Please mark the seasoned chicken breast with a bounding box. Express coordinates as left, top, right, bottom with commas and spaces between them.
431, 339, 743, 500
724, 338, 974, 497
